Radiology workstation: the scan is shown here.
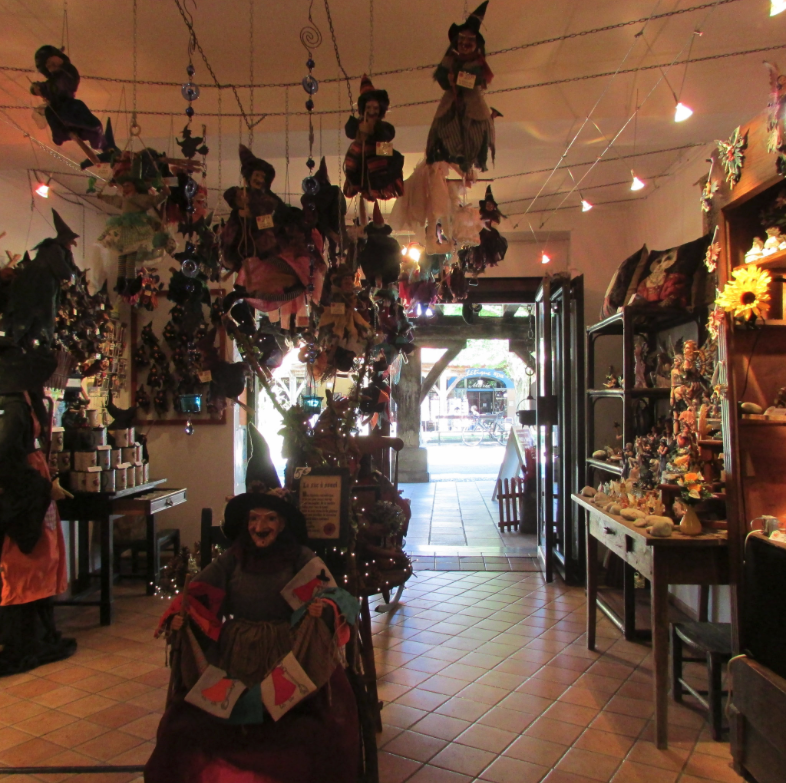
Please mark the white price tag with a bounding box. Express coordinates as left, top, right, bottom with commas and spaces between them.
198, 370, 213, 383
330, 302, 346, 315
375, 141, 394, 156
456, 70, 476, 89
256, 214, 275, 230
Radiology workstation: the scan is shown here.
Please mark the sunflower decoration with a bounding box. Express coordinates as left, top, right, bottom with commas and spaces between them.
716, 265, 771, 322
716, 126, 748, 189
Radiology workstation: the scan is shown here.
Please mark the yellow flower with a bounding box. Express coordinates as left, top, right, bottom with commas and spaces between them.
716, 266, 771, 321
683, 472, 703, 483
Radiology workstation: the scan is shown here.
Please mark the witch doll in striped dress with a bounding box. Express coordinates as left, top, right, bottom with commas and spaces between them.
426, 2, 496, 179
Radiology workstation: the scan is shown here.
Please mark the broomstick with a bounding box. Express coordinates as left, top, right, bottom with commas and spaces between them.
165, 573, 193, 705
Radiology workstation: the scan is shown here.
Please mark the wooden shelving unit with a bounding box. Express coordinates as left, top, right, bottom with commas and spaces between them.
712, 111, 786, 783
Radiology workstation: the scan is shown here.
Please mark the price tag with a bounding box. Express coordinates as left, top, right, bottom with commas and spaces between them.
256, 214, 275, 230
375, 141, 394, 156
456, 70, 476, 89
198, 370, 213, 383
296, 314, 310, 327
330, 302, 346, 315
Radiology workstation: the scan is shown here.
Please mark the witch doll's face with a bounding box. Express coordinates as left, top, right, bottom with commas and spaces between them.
46, 55, 65, 72
457, 32, 478, 56
363, 100, 381, 124
248, 508, 285, 548
249, 170, 267, 190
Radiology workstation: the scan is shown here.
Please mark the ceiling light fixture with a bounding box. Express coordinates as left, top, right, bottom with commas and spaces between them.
541, 252, 551, 265
581, 198, 593, 212
35, 178, 51, 198
630, 171, 645, 191
674, 101, 694, 122
771, 0, 786, 16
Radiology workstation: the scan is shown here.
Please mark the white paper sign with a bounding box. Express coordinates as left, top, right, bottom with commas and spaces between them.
260, 652, 317, 721
330, 302, 346, 315
281, 557, 336, 610
375, 141, 394, 156
184, 664, 247, 718
256, 214, 275, 230
456, 70, 476, 89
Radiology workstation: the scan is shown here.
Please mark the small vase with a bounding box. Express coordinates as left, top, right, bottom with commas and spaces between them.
679, 504, 703, 536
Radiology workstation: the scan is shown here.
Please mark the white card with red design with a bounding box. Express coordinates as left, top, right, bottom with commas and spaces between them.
184, 664, 247, 718
280, 557, 336, 610
260, 652, 317, 720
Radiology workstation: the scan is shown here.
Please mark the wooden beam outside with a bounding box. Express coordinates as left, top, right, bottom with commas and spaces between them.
420, 342, 466, 403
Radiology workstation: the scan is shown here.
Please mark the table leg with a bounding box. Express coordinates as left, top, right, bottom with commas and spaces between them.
586, 517, 597, 651
358, 597, 382, 732
651, 551, 669, 749
100, 517, 114, 626
623, 562, 637, 641
146, 514, 157, 596
75, 519, 91, 594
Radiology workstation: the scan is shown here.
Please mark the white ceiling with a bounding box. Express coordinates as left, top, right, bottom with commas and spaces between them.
0, 0, 785, 222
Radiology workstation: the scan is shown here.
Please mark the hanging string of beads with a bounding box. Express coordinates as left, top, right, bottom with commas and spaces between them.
181, 25, 201, 120
300, 1, 323, 192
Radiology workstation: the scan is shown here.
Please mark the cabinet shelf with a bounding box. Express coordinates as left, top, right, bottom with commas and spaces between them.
739, 417, 786, 426
737, 247, 786, 271
587, 305, 702, 338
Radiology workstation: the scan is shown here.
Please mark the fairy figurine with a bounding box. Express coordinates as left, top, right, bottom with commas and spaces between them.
343, 76, 405, 201
30, 45, 105, 165
426, 2, 496, 177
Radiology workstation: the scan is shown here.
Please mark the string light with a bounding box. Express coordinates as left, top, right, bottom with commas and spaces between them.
674, 101, 693, 122
630, 171, 646, 191
771, 0, 786, 15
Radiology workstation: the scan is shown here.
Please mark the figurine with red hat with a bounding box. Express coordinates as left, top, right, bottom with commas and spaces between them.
343, 75, 405, 201
426, 2, 496, 177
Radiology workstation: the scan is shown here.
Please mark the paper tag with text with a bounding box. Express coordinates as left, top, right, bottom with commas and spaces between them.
256, 214, 275, 230
456, 71, 477, 89
375, 141, 394, 156
198, 370, 212, 383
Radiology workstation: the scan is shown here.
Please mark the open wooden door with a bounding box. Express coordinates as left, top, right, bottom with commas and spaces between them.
535, 275, 585, 583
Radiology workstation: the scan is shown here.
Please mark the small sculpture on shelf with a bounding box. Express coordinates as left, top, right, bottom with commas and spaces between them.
745, 237, 765, 264
603, 366, 622, 389
763, 227, 786, 255
634, 335, 648, 389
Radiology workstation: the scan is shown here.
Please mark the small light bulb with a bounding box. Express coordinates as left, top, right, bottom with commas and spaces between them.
630, 173, 645, 191
35, 183, 50, 198
425, 306, 434, 317
674, 102, 693, 122
581, 199, 593, 212
401, 246, 407, 256
771, 0, 786, 15
541, 253, 551, 265
407, 245, 422, 262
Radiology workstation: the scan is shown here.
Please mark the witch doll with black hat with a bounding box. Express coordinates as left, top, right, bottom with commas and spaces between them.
146, 484, 360, 783
426, 2, 496, 178
459, 184, 508, 275
30, 45, 105, 165
343, 75, 405, 201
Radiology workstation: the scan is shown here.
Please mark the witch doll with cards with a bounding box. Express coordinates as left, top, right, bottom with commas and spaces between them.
145, 487, 360, 783
426, 1, 496, 178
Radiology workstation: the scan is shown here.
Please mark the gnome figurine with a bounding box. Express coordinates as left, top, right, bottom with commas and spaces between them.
426, 2, 495, 177
357, 202, 403, 287
343, 75, 405, 201
30, 45, 105, 165
2, 210, 78, 348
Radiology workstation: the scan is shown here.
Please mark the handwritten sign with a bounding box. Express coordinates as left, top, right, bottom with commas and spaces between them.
299, 475, 343, 540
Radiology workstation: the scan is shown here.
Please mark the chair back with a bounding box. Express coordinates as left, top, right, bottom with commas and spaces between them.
352, 435, 405, 490
200, 508, 230, 570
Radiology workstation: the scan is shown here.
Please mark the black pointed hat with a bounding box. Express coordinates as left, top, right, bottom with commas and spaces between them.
34, 45, 69, 76
246, 423, 282, 492
314, 156, 331, 186
480, 185, 497, 208
357, 75, 390, 118
52, 209, 79, 243
222, 492, 306, 544
239, 144, 276, 187
448, 2, 488, 46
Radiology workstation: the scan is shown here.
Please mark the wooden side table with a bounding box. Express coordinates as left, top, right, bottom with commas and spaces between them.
572, 494, 729, 749
57, 480, 187, 625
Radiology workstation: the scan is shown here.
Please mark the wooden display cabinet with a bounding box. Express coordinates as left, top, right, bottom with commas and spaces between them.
714, 111, 786, 783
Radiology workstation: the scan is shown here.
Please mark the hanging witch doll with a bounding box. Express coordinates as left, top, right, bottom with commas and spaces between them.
29, 45, 105, 165
426, 2, 495, 178
343, 76, 405, 201
459, 185, 508, 275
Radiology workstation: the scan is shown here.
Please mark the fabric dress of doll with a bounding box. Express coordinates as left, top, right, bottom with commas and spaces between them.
0, 352, 73, 675
30, 45, 105, 151
426, 2, 495, 176
459, 185, 508, 274
145, 535, 359, 783
229, 146, 326, 323
343, 76, 405, 201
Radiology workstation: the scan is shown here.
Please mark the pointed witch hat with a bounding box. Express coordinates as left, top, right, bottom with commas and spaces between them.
480, 184, 497, 208
52, 209, 79, 244
245, 423, 282, 491
314, 156, 331, 186
448, 1, 488, 45
357, 74, 390, 117
238, 144, 276, 187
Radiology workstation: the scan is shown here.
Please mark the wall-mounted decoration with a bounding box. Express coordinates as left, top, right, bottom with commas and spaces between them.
717, 126, 748, 189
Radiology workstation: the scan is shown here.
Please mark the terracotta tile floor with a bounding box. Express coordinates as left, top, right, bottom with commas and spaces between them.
0, 572, 742, 783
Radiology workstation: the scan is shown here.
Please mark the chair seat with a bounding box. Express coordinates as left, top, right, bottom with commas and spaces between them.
673, 622, 733, 656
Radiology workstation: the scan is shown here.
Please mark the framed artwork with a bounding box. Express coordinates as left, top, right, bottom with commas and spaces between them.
130, 288, 227, 426
294, 467, 351, 547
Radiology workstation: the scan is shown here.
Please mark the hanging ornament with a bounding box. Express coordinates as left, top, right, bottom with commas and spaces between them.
700, 159, 718, 214
182, 23, 200, 120
299, 5, 323, 192
716, 126, 748, 189
185, 419, 195, 435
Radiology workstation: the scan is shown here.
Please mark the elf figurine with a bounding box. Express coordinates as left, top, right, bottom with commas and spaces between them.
426, 2, 495, 178
30, 45, 105, 165
343, 76, 405, 201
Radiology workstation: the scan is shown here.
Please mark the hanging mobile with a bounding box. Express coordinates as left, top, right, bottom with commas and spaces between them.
300, 6, 323, 196
181, 28, 200, 119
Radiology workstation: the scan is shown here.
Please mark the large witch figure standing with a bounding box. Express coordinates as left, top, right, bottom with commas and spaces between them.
343, 76, 405, 201
426, 2, 496, 178
30, 45, 105, 165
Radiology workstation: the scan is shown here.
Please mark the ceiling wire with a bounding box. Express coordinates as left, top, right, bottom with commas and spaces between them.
0, 0, 743, 90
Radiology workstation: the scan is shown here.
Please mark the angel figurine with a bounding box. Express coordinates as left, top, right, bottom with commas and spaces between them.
30, 46, 105, 165
343, 76, 405, 201
426, 2, 496, 177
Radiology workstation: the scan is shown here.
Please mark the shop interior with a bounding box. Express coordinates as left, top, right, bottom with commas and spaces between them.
1, 2, 786, 782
